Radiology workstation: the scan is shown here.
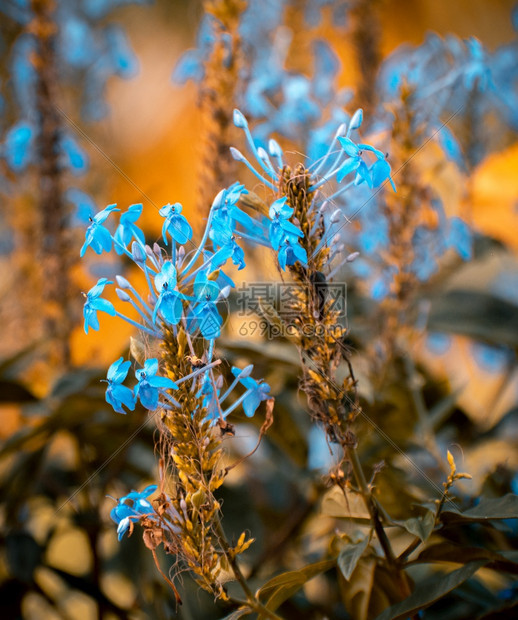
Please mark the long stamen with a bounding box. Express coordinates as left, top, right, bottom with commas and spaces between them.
160, 391, 181, 408
309, 123, 347, 175
325, 179, 356, 204
219, 375, 241, 404
230, 147, 278, 190
114, 311, 160, 337
181, 210, 214, 276
233, 109, 277, 179
222, 388, 253, 418
175, 360, 221, 385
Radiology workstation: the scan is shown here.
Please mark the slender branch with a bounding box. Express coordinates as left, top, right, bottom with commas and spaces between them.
214, 520, 283, 620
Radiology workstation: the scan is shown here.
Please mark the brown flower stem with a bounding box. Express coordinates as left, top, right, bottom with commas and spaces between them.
214, 520, 283, 620
31, 0, 72, 369
348, 445, 412, 599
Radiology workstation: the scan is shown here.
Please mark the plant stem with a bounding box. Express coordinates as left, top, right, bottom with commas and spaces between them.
214, 520, 283, 620
348, 445, 412, 599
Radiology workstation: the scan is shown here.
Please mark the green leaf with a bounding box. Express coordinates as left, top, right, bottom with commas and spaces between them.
412, 542, 518, 574
428, 290, 518, 348
338, 558, 377, 620
399, 511, 435, 542
257, 559, 335, 612
374, 560, 486, 620
441, 494, 518, 525
321, 486, 370, 521
337, 537, 370, 581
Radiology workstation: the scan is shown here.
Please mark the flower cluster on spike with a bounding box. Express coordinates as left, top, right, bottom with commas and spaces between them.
80, 189, 275, 425
228, 107, 395, 276
81, 106, 392, 544
81, 107, 394, 423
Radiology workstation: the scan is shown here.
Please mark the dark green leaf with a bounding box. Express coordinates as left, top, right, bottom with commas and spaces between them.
257, 559, 335, 611
399, 511, 435, 542
374, 561, 486, 620
0, 379, 37, 402
5, 533, 41, 582
428, 290, 518, 348
412, 543, 518, 574
441, 494, 518, 525
337, 537, 369, 581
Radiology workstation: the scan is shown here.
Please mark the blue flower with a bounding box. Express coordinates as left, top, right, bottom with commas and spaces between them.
336, 137, 382, 187
268, 197, 304, 250
198, 373, 220, 420
231, 367, 271, 417
60, 134, 88, 174
153, 261, 185, 326
83, 278, 116, 333
212, 183, 264, 237
210, 223, 246, 270
370, 158, 397, 191
110, 484, 157, 541
278, 233, 308, 271
159, 202, 193, 245
4, 121, 34, 172
66, 188, 96, 225
134, 358, 178, 410
80, 204, 119, 257
105, 357, 136, 414
188, 272, 223, 339
114, 203, 145, 253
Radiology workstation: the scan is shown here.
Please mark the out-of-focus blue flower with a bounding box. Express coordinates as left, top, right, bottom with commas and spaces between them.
59, 15, 96, 68
153, 261, 185, 325
231, 366, 271, 417
447, 217, 472, 260
105, 357, 136, 414
437, 125, 465, 169
83, 278, 116, 333
4, 121, 34, 172
159, 202, 193, 245
110, 484, 157, 541
114, 203, 145, 252
10, 34, 37, 114
135, 358, 178, 410
426, 332, 452, 356
80, 204, 119, 256
66, 188, 97, 225
60, 134, 89, 174
472, 343, 510, 374
105, 24, 139, 78
172, 13, 218, 84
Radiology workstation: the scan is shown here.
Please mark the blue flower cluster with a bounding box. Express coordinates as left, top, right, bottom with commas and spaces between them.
80, 188, 279, 423
0, 0, 145, 224
229, 107, 395, 276
378, 31, 518, 169
173, 0, 350, 164
172, 3, 518, 297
